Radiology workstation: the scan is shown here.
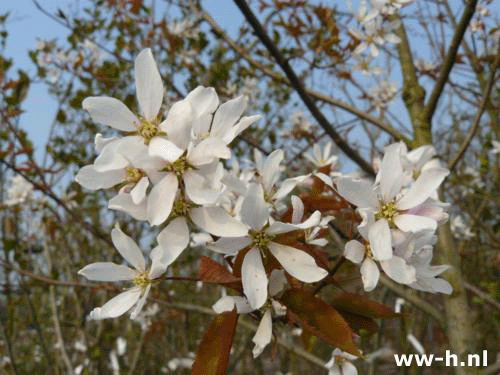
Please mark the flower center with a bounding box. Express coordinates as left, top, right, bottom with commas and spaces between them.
375, 200, 398, 227
171, 196, 195, 217
124, 167, 145, 184
364, 243, 373, 259
164, 155, 192, 177
137, 117, 165, 144
133, 272, 151, 289
250, 230, 273, 250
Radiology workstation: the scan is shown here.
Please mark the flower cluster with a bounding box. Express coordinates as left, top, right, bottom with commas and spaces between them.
336, 143, 452, 293
75, 49, 330, 322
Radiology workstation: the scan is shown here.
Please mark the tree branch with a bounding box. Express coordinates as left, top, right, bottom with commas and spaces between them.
233, 0, 376, 176
424, 0, 478, 123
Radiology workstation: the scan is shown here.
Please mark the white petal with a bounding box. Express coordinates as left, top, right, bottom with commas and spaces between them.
147, 173, 178, 226
268, 242, 327, 282
262, 149, 284, 193
187, 137, 231, 166
184, 171, 221, 205
368, 219, 392, 261
207, 236, 252, 255
360, 258, 380, 292
190, 206, 249, 237
148, 246, 168, 279
108, 193, 147, 221
274, 175, 309, 201
75, 165, 124, 190
397, 168, 449, 210
268, 269, 287, 297
341, 362, 358, 375
95, 133, 118, 153
155, 217, 190, 266
111, 224, 146, 272
78, 262, 136, 281
186, 86, 219, 116
82, 97, 138, 131
242, 248, 268, 309
222, 115, 260, 144
211, 95, 247, 138
130, 284, 151, 320
148, 137, 184, 162
291, 196, 304, 224
252, 309, 272, 358
380, 256, 416, 285
213, 296, 253, 314
394, 214, 437, 232
240, 183, 270, 230
162, 99, 194, 149
344, 240, 365, 264
88, 287, 142, 320
335, 178, 377, 208
135, 48, 163, 120
267, 211, 321, 235
379, 143, 404, 202
130, 176, 149, 204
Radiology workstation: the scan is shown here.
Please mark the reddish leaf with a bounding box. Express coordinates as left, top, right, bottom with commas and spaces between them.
279, 289, 360, 355
300, 195, 349, 212
337, 311, 379, 335
331, 292, 398, 319
198, 256, 241, 291
191, 310, 239, 375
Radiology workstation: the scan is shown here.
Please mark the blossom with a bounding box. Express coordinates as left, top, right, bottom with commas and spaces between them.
4, 175, 33, 206
78, 218, 188, 319
350, 18, 400, 57
209, 183, 327, 309
325, 349, 358, 375
304, 142, 338, 169
491, 140, 500, 154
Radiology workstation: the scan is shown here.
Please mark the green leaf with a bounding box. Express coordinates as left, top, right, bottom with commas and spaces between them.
279, 289, 360, 355
191, 309, 238, 375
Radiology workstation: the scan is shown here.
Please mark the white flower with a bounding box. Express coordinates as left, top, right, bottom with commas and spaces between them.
351, 18, 400, 57
325, 348, 358, 375
304, 142, 338, 169
4, 175, 33, 206
369, 81, 397, 112
78, 218, 188, 320
209, 183, 327, 309
491, 140, 500, 154
82, 49, 166, 155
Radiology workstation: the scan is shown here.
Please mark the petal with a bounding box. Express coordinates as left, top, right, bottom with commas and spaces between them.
267, 211, 321, 235
82, 97, 138, 131
88, 287, 142, 320
135, 48, 163, 120
252, 309, 272, 358
148, 137, 184, 162
242, 248, 268, 309
379, 143, 404, 202
341, 362, 358, 375
185, 86, 219, 116
344, 240, 365, 264
190, 206, 249, 237
75, 165, 124, 190
211, 95, 247, 138
207, 236, 252, 255
213, 296, 253, 314
162, 98, 194, 149
222, 115, 260, 144
360, 258, 380, 292
78, 262, 136, 281
154, 217, 190, 266
268, 242, 327, 282
130, 176, 149, 204
187, 137, 231, 166
368, 219, 392, 261
274, 175, 309, 200
380, 256, 416, 285
268, 269, 287, 297
335, 178, 378, 208
261, 149, 284, 193
291, 196, 304, 224
240, 183, 270, 230
184, 171, 221, 205
108, 193, 147, 221
111, 224, 146, 272
147, 173, 178, 226
148, 246, 168, 279
397, 168, 449, 210
394, 214, 437, 232
130, 284, 151, 320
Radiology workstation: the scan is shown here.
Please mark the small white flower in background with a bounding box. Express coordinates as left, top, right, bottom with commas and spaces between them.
351, 54, 382, 75
304, 142, 338, 169
109, 350, 120, 375
116, 337, 127, 356
350, 18, 400, 57
209, 183, 327, 309
4, 175, 33, 206
74, 339, 87, 353
491, 140, 500, 154
78, 218, 188, 320
325, 348, 358, 375
167, 353, 195, 371
368, 0, 413, 18
368, 81, 397, 112
291, 196, 333, 247
450, 215, 475, 240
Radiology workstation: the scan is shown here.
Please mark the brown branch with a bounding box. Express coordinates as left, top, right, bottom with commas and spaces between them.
202, 11, 410, 146
232, 0, 375, 176
424, 0, 478, 123
463, 282, 500, 311
448, 40, 500, 170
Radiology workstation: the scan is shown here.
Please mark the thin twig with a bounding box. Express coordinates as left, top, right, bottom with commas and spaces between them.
448, 40, 500, 170
232, 0, 376, 176
424, 0, 478, 122
463, 282, 500, 311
